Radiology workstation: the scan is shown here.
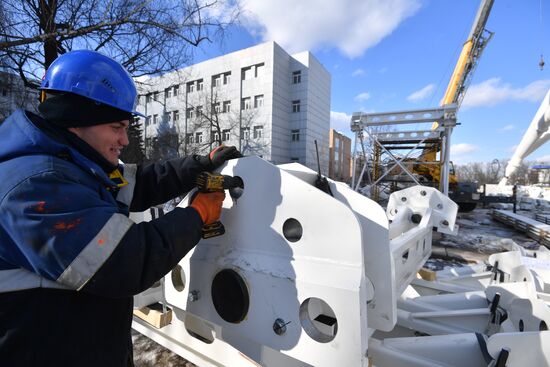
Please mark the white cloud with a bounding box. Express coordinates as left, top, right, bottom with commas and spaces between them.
352, 68, 366, 77
354, 92, 371, 102
238, 0, 421, 57
462, 78, 550, 108
406, 84, 435, 103
535, 155, 550, 163
499, 124, 515, 132
451, 143, 478, 155
330, 111, 353, 133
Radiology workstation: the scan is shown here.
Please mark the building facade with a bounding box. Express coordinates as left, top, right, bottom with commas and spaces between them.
328, 129, 352, 182
135, 41, 331, 172
0, 71, 40, 122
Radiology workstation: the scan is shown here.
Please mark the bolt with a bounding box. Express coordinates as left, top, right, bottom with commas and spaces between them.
441, 220, 449, 226
437, 203, 443, 210
273, 318, 289, 335
420, 190, 427, 196
188, 290, 200, 302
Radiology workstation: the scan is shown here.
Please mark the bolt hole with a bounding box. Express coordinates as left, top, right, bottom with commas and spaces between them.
299, 297, 338, 343
402, 250, 409, 261
519, 319, 524, 332
401, 197, 407, 202
171, 265, 186, 292
411, 213, 422, 224
420, 190, 427, 196
211, 269, 249, 323
283, 218, 303, 242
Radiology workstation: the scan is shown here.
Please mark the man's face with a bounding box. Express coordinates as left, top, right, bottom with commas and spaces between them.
69, 120, 130, 165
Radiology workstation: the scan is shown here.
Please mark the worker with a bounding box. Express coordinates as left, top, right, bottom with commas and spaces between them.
0, 50, 241, 366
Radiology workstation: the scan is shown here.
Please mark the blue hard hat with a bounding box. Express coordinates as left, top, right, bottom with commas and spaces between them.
40, 50, 144, 117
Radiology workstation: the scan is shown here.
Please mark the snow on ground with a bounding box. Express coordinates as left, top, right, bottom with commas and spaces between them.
133, 330, 196, 367
425, 208, 540, 270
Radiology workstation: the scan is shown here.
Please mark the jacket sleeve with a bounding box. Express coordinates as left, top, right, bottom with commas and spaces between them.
81, 206, 203, 298
119, 156, 205, 212
0, 166, 203, 297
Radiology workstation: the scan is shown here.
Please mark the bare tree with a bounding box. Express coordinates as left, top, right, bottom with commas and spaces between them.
0, 0, 239, 88
183, 89, 269, 156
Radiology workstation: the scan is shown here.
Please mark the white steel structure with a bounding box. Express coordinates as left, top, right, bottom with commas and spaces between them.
132, 156, 550, 366
499, 89, 550, 186
135, 42, 331, 173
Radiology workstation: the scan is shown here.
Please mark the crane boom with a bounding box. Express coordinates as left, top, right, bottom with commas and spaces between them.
441, 0, 494, 109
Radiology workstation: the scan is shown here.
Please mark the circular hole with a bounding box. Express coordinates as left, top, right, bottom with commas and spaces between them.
171, 265, 186, 292
540, 321, 548, 331
211, 269, 249, 323
299, 297, 338, 343
283, 218, 303, 242
519, 319, 524, 332
420, 190, 427, 196
401, 197, 407, 202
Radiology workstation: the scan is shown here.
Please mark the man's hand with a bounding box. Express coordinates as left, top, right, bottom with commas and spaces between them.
197, 145, 242, 170
190, 191, 225, 225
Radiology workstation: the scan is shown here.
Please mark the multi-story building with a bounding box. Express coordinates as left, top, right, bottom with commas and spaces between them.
135, 41, 331, 172
328, 129, 352, 182
0, 71, 40, 122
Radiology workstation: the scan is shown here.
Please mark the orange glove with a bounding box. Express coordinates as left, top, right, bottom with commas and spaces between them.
190, 191, 225, 224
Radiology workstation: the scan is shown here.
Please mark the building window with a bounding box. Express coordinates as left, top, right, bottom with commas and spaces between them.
173, 85, 179, 96
212, 75, 221, 87
186, 82, 195, 93
223, 100, 231, 113
254, 94, 264, 108
292, 70, 301, 84
164, 112, 171, 122
197, 79, 204, 91
241, 97, 251, 110
212, 102, 221, 114
195, 132, 203, 144
196, 105, 203, 116
146, 115, 152, 126
212, 130, 220, 142
292, 100, 300, 113
242, 127, 250, 140
222, 129, 230, 142
223, 72, 231, 85
253, 125, 263, 139
146, 93, 152, 103
186, 133, 194, 144
291, 129, 300, 141
153, 114, 158, 124
173, 110, 179, 122
186, 107, 194, 118
241, 67, 253, 80
2, 89, 7, 97
165, 87, 172, 98
255, 63, 265, 77
153, 92, 159, 101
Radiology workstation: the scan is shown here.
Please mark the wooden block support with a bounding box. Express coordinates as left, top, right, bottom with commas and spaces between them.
133, 303, 173, 328
418, 268, 437, 281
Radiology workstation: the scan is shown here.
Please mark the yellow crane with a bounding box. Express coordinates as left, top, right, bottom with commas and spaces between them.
415, 0, 494, 211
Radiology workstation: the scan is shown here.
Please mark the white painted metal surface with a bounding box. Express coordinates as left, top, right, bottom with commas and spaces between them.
500, 88, 550, 186
130, 157, 550, 367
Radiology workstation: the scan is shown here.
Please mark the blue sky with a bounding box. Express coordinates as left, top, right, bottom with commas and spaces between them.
196, 0, 550, 164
